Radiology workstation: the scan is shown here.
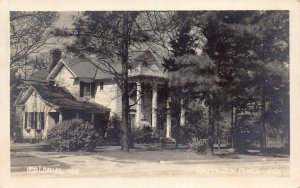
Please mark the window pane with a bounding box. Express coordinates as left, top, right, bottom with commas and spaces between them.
81, 82, 92, 97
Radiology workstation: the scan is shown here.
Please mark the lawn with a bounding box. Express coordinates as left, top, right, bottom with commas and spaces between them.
10, 143, 289, 177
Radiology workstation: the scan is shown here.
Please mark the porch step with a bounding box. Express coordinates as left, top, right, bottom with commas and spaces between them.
163, 137, 176, 144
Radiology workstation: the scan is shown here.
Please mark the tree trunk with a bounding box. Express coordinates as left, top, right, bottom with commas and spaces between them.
231, 103, 235, 150
175, 118, 179, 149
120, 12, 130, 152
261, 83, 267, 151
207, 103, 215, 156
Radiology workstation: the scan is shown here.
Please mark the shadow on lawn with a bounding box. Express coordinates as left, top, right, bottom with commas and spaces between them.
11, 142, 289, 165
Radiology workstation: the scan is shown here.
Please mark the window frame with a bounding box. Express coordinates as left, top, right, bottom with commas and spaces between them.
80, 81, 96, 98
99, 82, 104, 91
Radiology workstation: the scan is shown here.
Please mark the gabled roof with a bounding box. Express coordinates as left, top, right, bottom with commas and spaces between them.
62, 57, 122, 80
47, 51, 167, 81
18, 84, 110, 112
131, 51, 165, 71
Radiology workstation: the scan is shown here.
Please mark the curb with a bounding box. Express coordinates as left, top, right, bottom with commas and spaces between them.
159, 158, 289, 165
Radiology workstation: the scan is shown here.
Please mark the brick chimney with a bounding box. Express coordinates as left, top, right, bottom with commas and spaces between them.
49, 49, 62, 72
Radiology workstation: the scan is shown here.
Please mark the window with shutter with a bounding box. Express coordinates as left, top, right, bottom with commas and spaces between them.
80, 81, 95, 98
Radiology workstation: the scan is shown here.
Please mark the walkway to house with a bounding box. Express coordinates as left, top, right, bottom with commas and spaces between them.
10, 143, 289, 177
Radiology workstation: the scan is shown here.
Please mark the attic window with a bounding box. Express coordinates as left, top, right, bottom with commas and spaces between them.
80, 81, 95, 98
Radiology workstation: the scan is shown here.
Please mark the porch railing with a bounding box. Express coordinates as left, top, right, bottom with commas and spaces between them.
128, 65, 168, 79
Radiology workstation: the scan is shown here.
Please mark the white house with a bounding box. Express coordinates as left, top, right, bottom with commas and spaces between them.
15, 49, 183, 140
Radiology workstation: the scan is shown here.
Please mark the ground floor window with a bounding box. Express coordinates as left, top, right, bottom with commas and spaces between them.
24, 112, 44, 130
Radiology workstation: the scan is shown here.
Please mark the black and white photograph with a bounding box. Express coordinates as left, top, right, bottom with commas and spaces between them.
1, 1, 300, 187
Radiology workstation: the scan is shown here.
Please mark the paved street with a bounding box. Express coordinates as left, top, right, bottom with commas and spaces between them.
10, 143, 289, 177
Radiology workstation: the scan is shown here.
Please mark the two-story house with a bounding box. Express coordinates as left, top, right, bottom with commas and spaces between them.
15, 49, 179, 140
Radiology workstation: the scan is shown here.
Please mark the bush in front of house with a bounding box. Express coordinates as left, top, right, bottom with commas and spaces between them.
104, 114, 122, 144
132, 125, 154, 144
170, 124, 207, 145
188, 137, 208, 154
46, 119, 100, 151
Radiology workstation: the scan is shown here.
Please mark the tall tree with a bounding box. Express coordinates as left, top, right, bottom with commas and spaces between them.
164, 12, 201, 149
165, 12, 222, 154
10, 12, 58, 72
198, 11, 289, 151
167, 54, 218, 155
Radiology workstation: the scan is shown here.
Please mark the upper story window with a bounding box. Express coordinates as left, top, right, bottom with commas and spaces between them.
99, 82, 104, 90
80, 81, 95, 98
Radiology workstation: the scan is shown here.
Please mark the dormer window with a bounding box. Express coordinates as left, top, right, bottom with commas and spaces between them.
80, 81, 95, 98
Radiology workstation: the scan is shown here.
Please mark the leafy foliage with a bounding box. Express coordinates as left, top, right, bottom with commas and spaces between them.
188, 137, 208, 154
10, 11, 58, 67
104, 115, 122, 144
46, 119, 100, 151
132, 126, 155, 144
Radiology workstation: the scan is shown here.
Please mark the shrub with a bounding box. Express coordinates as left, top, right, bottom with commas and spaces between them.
46, 119, 100, 151
188, 137, 208, 154
104, 115, 122, 144
132, 126, 154, 144
171, 125, 207, 145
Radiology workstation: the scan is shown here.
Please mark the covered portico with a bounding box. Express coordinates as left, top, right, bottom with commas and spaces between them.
128, 67, 172, 137
127, 51, 187, 138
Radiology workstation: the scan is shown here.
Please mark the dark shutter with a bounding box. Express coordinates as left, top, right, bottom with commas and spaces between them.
24, 112, 28, 129
80, 81, 84, 97
40, 113, 45, 129
34, 112, 38, 129
30, 113, 34, 129
91, 82, 95, 98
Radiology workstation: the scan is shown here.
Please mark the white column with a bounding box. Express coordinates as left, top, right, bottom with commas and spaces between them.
180, 99, 186, 127
166, 97, 171, 138
135, 81, 142, 126
75, 112, 79, 119
58, 110, 63, 122
152, 84, 158, 129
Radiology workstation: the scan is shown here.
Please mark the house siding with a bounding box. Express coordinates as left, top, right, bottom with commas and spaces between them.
22, 90, 56, 139
94, 80, 121, 117
54, 66, 79, 99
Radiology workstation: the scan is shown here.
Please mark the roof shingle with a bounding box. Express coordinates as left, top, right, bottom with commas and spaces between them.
32, 85, 110, 112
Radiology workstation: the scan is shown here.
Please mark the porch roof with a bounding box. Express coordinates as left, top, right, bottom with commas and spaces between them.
23, 85, 110, 113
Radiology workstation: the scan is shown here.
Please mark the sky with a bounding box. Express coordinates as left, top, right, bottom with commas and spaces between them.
51, 11, 204, 56
54, 12, 78, 29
